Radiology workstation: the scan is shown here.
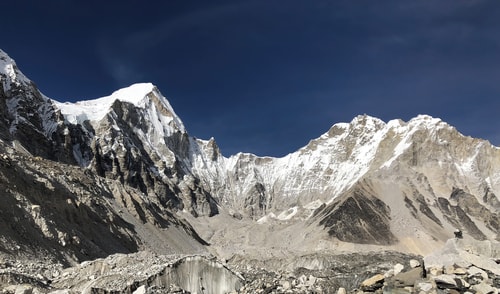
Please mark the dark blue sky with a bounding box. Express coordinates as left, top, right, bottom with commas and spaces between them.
3, 0, 500, 156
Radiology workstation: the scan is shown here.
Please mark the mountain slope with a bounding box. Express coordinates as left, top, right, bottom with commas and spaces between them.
58, 83, 220, 217
208, 115, 500, 253
0, 50, 210, 265
1, 48, 500, 259
183, 115, 500, 256
0, 141, 207, 265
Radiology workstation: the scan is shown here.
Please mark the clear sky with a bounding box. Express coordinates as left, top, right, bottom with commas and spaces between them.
2, 0, 500, 156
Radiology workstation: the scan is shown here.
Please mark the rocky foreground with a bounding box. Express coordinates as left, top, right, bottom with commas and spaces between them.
0, 238, 499, 294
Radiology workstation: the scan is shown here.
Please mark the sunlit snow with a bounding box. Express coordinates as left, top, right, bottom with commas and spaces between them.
55, 83, 160, 125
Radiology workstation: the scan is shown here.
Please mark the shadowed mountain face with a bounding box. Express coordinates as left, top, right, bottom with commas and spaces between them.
316, 185, 397, 245
0, 140, 209, 264
1, 47, 500, 263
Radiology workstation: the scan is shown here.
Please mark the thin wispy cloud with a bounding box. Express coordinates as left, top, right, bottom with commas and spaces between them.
12, 0, 496, 155
95, 1, 258, 87
96, 38, 145, 86
124, 2, 254, 50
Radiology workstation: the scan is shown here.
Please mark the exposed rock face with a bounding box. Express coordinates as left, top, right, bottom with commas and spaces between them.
3, 48, 500, 294
316, 184, 397, 245
1, 50, 220, 220
88, 95, 219, 217
0, 141, 207, 267
0, 150, 136, 263
3, 48, 500, 251
191, 114, 500, 251
0, 49, 80, 163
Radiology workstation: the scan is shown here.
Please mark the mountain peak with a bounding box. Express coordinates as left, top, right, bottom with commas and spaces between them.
349, 114, 445, 131
54, 83, 185, 132
55, 83, 157, 125
0, 49, 31, 91
108, 82, 157, 105
408, 114, 443, 126
349, 114, 386, 130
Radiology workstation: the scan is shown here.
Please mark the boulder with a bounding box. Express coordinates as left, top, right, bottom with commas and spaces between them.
280, 280, 291, 290
306, 275, 317, 286
13, 285, 33, 294
460, 251, 500, 276
453, 267, 467, 275
384, 269, 395, 278
132, 285, 146, 294
471, 282, 498, 294
434, 274, 457, 288
467, 266, 489, 281
394, 263, 405, 275
424, 239, 471, 269
387, 267, 424, 287
428, 267, 443, 276
409, 259, 420, 268
414, 280, 435, 292
433, 274, 469, 291
444, 265, 456, 274
360, 273, 385, 291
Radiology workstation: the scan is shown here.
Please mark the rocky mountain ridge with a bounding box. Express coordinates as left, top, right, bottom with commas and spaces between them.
3, 48, 500, 249
2, 48, 500, 293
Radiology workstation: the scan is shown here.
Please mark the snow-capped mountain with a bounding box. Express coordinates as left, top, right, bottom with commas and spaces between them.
1, 48, 500, 256
58, 93, 500, 250
0, 49, 97, 165
1, 49, 65, 158
54, 82, 219, 216
307, 114, 500, 249
192, 113, 500, 252
0, 50, 211, 264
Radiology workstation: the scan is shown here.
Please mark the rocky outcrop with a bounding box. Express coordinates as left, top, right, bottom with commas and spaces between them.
352, 238, 500, 294
0, 142, 207, 267
86, 91, 220, 217
1, 50, 220, 220
0, 49, 87, 164
316, 185, 397, 245
449, 188, 500, 239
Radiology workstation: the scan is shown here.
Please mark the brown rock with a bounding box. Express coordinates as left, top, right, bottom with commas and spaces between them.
360, 273, 385, 291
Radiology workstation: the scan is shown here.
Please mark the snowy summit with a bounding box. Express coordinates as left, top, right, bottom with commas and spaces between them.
54, 83, 184, 132
55, 83, 156, 124
0, 49, 31, 91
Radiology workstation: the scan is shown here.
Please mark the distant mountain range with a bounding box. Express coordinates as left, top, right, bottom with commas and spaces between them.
1, 48, 499, 266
